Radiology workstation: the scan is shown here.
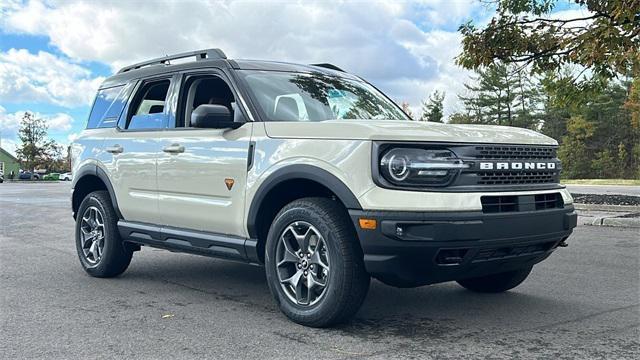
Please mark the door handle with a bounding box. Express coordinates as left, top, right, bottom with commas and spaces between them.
105, 145, 123, 154
163, 144, 185, 154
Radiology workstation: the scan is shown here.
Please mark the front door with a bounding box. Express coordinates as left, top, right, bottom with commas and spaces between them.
156, 72, 253, 238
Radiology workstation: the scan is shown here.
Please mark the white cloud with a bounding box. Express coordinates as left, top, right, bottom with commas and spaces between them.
0, 48, 104, 108
67, 132, 79, 143
0, 107, 73, 132
1, 0, 481, 115
0, 138, 18, 157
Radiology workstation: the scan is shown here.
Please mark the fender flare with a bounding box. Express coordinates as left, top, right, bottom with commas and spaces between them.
72, 164, 123, 219
246, 164, 362, 238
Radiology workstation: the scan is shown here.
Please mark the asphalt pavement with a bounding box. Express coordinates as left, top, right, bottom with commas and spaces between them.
1, 182, 638, 359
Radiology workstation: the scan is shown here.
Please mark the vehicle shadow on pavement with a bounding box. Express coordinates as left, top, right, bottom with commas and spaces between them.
342, 283, 573, 340
118, 250, 584, 339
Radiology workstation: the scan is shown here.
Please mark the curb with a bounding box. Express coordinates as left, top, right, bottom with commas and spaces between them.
573, 203, 640, 213
574, 202, 640, 228
588, 216, 640, 228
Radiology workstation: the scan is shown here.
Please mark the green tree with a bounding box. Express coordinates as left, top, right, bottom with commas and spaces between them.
459, 63, 521, 126
420, 90, 445, 122
591, 149, 619, 178
448, 112, 476, 124
624, 77, 640, 128
513, 68, 542, 128
558, 115, 595, 178
546, 76, 640, 179
457, 0, 640, 80
15, 112, 60, 172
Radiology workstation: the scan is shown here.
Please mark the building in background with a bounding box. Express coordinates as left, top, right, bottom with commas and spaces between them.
0, 147, 20, 179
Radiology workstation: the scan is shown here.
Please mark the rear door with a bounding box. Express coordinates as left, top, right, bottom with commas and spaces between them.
102, 76, 174, 224
155, 70, 253, 237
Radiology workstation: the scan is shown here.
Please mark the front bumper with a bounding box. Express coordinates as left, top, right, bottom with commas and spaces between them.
349, 206, 577, 286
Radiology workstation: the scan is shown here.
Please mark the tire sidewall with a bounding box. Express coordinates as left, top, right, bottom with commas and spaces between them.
265, 205, 347, 320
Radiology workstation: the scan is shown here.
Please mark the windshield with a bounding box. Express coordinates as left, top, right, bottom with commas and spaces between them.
238, 70, 409, 122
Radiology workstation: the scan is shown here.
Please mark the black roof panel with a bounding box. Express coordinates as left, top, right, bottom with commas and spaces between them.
100, 55, 356, 89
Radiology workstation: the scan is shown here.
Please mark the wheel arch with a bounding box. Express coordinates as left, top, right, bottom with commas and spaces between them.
246, 164, 362, 262
72, 164, 122, 220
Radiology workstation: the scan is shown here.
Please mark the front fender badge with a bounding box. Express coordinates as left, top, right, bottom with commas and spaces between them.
224, 178, 235, 190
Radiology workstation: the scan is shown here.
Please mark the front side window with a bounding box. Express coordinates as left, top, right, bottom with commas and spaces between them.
238, 70, 409, 122
126, 80, 170, 130
178, 75, 236, 127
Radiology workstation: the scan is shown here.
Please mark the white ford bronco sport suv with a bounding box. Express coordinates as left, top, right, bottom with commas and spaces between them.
71, 49, 577, 327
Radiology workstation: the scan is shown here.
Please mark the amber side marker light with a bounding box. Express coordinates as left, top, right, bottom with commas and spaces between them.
358, 218, 377, 230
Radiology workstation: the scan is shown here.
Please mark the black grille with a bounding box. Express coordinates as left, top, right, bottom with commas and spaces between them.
534, 193, 564, 210
481, 193, 563, 213
481, 195, 518, 213
477, 171, 558, 185
453, 144, 561, 189
472, 241, 556, 262
472, 145, 557, 159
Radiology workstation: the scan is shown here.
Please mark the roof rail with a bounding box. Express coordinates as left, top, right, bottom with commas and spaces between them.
117, 48, 227, 74
310, 63, 345, 72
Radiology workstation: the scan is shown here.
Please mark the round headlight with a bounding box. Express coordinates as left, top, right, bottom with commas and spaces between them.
387, 154, 409, 181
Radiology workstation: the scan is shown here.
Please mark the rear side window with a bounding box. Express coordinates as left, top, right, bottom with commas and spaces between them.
86, 84, 133, 129
126, 80, 171, 130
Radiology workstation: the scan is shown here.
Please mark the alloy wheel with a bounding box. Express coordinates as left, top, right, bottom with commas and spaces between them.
275, 221, 330, 306
80, 206, 105, 265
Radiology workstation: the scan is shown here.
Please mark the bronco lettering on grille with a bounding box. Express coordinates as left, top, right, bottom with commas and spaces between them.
479, 162, 556, 170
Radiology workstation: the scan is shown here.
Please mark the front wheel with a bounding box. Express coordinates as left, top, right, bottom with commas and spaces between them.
75, 190, 132, 277
456, 266, 533, 293
265, 197, 370, 327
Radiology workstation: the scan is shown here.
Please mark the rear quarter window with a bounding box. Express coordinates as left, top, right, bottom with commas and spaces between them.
86, 83, 134, 129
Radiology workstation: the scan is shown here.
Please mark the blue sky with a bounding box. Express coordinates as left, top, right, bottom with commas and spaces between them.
0, 0, 584, 156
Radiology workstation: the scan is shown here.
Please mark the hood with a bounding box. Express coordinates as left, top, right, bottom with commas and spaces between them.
264, 120, 557, 145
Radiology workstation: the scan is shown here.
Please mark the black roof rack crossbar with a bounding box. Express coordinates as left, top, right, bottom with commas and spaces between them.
310, 63, 345, 72
117, 48, 227, 73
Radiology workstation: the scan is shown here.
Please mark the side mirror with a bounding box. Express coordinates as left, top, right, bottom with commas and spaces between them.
191, 104, 243, 129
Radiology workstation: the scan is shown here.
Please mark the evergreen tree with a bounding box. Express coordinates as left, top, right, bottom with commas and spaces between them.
459, 63, 520, 126
420, 90, 445, 122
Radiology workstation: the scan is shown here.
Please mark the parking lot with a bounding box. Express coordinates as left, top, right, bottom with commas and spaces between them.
1, 182, 638, 359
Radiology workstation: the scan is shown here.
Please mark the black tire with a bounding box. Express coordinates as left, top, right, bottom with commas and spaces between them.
75, 190, 132, 278
265, 197, 370, 327
456, 266, 533, 293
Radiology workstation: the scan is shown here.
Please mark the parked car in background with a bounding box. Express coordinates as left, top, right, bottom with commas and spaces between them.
59, 172, 73, 181
19, 172, 40, 180
43, 173, 61, 181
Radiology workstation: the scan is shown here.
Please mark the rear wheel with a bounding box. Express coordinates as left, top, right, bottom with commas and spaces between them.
75, 190, 132, 277
265, 197, 370, 327
456, 266, 533, 293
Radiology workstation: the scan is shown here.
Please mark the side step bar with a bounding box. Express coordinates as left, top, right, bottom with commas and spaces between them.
118, 221, 260, 264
